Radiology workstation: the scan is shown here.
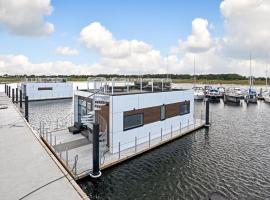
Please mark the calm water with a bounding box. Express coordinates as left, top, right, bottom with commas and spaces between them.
21, 84, 270, 200
78, 100, 270, 200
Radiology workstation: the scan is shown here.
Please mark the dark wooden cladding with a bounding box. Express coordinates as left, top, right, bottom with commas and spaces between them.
165, 103, 180, 119
124, 106, 160, 125
124, 100, 190, 126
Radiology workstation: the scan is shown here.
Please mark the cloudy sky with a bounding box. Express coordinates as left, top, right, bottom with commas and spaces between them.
0, 0, 269, 76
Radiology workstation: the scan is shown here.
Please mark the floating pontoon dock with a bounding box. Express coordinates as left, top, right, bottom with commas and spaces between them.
0, 92, 88, 200
40, 118, 205, 180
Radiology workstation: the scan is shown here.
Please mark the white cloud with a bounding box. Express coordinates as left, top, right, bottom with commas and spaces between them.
0, 0, 54, 36
220, 0, 270, 59
80, 22, 165, 74
179, 18, 213, 53
80, 22, 152, 59
55, 47, 79, 56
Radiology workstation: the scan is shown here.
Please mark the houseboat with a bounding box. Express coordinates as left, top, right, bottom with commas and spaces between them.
19, 77, 73, 101
72, 77, 194, 154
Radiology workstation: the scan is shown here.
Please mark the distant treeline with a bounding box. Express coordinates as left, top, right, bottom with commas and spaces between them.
0, 73, 267, 81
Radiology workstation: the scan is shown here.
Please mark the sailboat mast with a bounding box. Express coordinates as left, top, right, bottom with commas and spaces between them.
193, 57, 196, 87
249, 52, 252, 89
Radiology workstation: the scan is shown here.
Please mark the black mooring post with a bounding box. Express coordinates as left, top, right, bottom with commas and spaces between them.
16, 88, 18, 103
25, 96, 29, 122
12, 89, 14, 103
4, 84, 7, 94
205, 99, 210, 127
19, 90, 22, 108
90, 123, 102, 178
8, 86, 11, 98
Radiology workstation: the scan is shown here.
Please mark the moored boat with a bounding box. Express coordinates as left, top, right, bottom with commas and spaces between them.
207, 88, 220, 102
224, 87, 244, 104
193, 87, 205, 100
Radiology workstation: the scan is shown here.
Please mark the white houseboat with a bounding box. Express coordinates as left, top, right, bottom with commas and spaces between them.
20, 77, 73, 101
72, 77, 194, 154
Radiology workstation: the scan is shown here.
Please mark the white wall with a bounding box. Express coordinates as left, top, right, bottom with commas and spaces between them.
110, 90, 194, 153
24, 82, 73, 100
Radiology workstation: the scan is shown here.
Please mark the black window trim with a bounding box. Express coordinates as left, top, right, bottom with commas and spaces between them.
160, 104, 166, 121
180, 101, 190, 116
123, 113, 144, 131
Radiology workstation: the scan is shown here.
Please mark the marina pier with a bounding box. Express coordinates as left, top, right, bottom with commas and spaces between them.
0, 92, 88, 200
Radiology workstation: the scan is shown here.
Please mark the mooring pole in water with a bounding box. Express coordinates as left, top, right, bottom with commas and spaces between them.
25, 96, 29, 122
12, 89, 14, 103
4, 84, 7, 94
19, 90, 22, 108
8, 86, 11, 98
205, 99, 210, 127
90, 123, 102, 178
15, 88, 18, 103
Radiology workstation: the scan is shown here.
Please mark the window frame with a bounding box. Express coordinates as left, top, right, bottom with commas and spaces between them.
123, 113, 144, 131
38, 87, 53, 91
180, 101, 190, 116
160, 105, 166, 121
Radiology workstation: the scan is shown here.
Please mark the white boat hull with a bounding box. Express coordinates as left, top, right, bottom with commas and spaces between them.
194, 94, 204, 100
264, 96, 270, 103
224, 95, 242, 103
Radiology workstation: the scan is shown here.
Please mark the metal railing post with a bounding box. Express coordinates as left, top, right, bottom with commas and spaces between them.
149, 132, 151, 147
66, 148, 69, 166
135, 137, 137, 153
171, 125, 173, 138
49, 133, 52, 146
118, 142, 121, 159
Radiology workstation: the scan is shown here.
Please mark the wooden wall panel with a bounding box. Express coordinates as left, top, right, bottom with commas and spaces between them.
165, 103, 180, 119
123, 100, 190, 127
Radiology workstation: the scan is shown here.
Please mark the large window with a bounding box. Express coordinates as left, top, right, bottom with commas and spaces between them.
180, 102, 190, 115
124, 113, 144, 130
160, 105, 166, 120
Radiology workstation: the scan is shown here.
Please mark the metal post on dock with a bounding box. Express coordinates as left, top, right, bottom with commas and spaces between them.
135, 137, 137, 153
65, 148, 69, 166
118, 142, 121, 159
25, 96, 29, 122
90, 123, 102, 178
12, 89, 14, 103
8, 86, 11, 98
4, 84, 7, 94
15, 88, 18, 103
149, 132, 151, 147
19, 90, 22, 108
205, 99, 210, 127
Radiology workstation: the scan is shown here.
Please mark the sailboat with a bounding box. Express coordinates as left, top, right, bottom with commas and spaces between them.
245, 53, 257, 104
193, 57, 205, 100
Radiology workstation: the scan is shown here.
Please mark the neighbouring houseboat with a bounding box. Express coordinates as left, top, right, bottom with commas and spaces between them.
19, 77, 73, 101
